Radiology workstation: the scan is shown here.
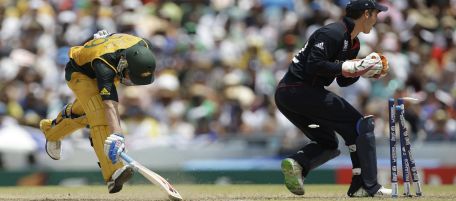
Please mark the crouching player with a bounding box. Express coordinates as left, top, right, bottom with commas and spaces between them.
275, 0, 392, 197
39, 30, 156, 193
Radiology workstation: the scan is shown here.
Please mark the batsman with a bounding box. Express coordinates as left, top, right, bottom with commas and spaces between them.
39, 30, 156, 193
275, 0, 391, 197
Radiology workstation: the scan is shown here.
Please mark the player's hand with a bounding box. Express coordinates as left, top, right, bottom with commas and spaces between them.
361, 52, 389, 79
104, 133, 125, 164
341, 56, 380, 78
94, 30, 110, 39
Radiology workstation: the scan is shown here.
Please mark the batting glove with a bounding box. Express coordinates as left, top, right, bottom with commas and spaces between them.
104, 133, 125, 164
93, 30, 110, 39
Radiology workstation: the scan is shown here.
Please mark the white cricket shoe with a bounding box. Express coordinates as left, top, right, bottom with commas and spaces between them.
45, 140, 61, 160
40, 119, 61, 160
375, 186, 393, 196
351, 187, 369, 197
281, 158, 305, 195
352, 186, 392, 197
108, 165, 134, 194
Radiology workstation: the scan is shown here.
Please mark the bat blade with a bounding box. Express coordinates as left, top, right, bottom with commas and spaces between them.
120, 153, 183, 201
132, 162, 183, 201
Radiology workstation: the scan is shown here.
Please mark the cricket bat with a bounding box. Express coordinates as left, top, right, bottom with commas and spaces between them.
120, 152, 183, 201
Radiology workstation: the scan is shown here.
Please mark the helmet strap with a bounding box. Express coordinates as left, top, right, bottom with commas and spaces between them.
117, 51, 134, 86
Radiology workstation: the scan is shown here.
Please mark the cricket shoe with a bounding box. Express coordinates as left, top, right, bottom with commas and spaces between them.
108, 165, 134, 194
352, 186, 392, 197
281, 158, 305, 195
375, 186, 393, 196
351, 187, 369, 197
39, 119, 61, 160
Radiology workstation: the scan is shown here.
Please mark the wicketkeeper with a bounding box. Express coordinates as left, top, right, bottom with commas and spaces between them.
275, 0, 391, 197
39, 30, 156, 193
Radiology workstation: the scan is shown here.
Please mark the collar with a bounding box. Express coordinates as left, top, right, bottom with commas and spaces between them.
342, 17, 356, 35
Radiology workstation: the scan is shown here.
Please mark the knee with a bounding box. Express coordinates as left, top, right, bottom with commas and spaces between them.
315, 134, 339, 150
354, 116, 377, 147
356, 115, 375, 135
85, 95, 108, 126
319, 140, 339, 150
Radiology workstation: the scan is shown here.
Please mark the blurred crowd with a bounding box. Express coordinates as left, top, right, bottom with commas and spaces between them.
0, 0, 455, 153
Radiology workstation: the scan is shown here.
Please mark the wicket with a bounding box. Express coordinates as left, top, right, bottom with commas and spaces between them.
388, 98, 422, 197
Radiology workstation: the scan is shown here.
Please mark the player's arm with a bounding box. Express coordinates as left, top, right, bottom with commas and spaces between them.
92, 59, 122, 133
305, 32, 344, 77
93, 59, 129, 164
307, 31, 382, 78
337, 37, 361, 87
103, 100, 122, 133
336, 75, 359, 87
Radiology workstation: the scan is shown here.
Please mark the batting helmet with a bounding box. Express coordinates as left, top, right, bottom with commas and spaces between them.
118, 44, 156, 85
346, 0, 388, 12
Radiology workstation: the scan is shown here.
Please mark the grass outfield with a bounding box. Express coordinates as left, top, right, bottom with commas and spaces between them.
0, 184, 455, 201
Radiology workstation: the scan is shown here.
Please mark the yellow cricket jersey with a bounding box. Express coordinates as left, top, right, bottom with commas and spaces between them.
64, 33, 152, 101
66, 33, 150, 79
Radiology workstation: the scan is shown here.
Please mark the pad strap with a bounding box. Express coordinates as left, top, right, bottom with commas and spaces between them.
61, 103, 84, 119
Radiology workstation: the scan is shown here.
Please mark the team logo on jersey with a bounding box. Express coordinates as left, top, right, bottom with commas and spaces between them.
100, 87, 110, 96
141, 71, 152, 77
315, 42, 324, 50
343, 40, 349, 51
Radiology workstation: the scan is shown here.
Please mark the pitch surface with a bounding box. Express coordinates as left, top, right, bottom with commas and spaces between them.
0, 184, 455, 201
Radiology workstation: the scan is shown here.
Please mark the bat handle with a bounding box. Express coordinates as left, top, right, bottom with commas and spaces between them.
120, 152, 134, 164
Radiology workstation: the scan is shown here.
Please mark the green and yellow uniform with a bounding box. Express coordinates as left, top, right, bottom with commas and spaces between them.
41, 34, 153, 182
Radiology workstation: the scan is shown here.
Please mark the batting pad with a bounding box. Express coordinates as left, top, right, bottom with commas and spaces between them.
43, 117, 88, 141
66, 72, 125, 182
42, 99, 87, 141
91, 125, 124, 181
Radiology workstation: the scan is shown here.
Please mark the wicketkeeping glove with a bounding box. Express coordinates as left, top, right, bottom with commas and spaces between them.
341, 54, 381, 78
361, 52, 389, 79
104, 133, 125, 164
93, 30, 110, 39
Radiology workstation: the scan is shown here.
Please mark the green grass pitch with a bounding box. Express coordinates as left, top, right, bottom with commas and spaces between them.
0, 184, 455, 201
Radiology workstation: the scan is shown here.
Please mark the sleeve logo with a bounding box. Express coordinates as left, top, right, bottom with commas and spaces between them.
141, 71, 152, 77
315, 42, 325, 50
100, 87, 111, 96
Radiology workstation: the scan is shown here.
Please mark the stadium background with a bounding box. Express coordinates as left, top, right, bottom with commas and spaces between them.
0, 0, 454, 187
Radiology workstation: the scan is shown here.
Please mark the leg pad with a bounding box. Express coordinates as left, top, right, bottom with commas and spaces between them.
355, 116, 381, 195
90, 125, 124, 182
42, 117, 88, 141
